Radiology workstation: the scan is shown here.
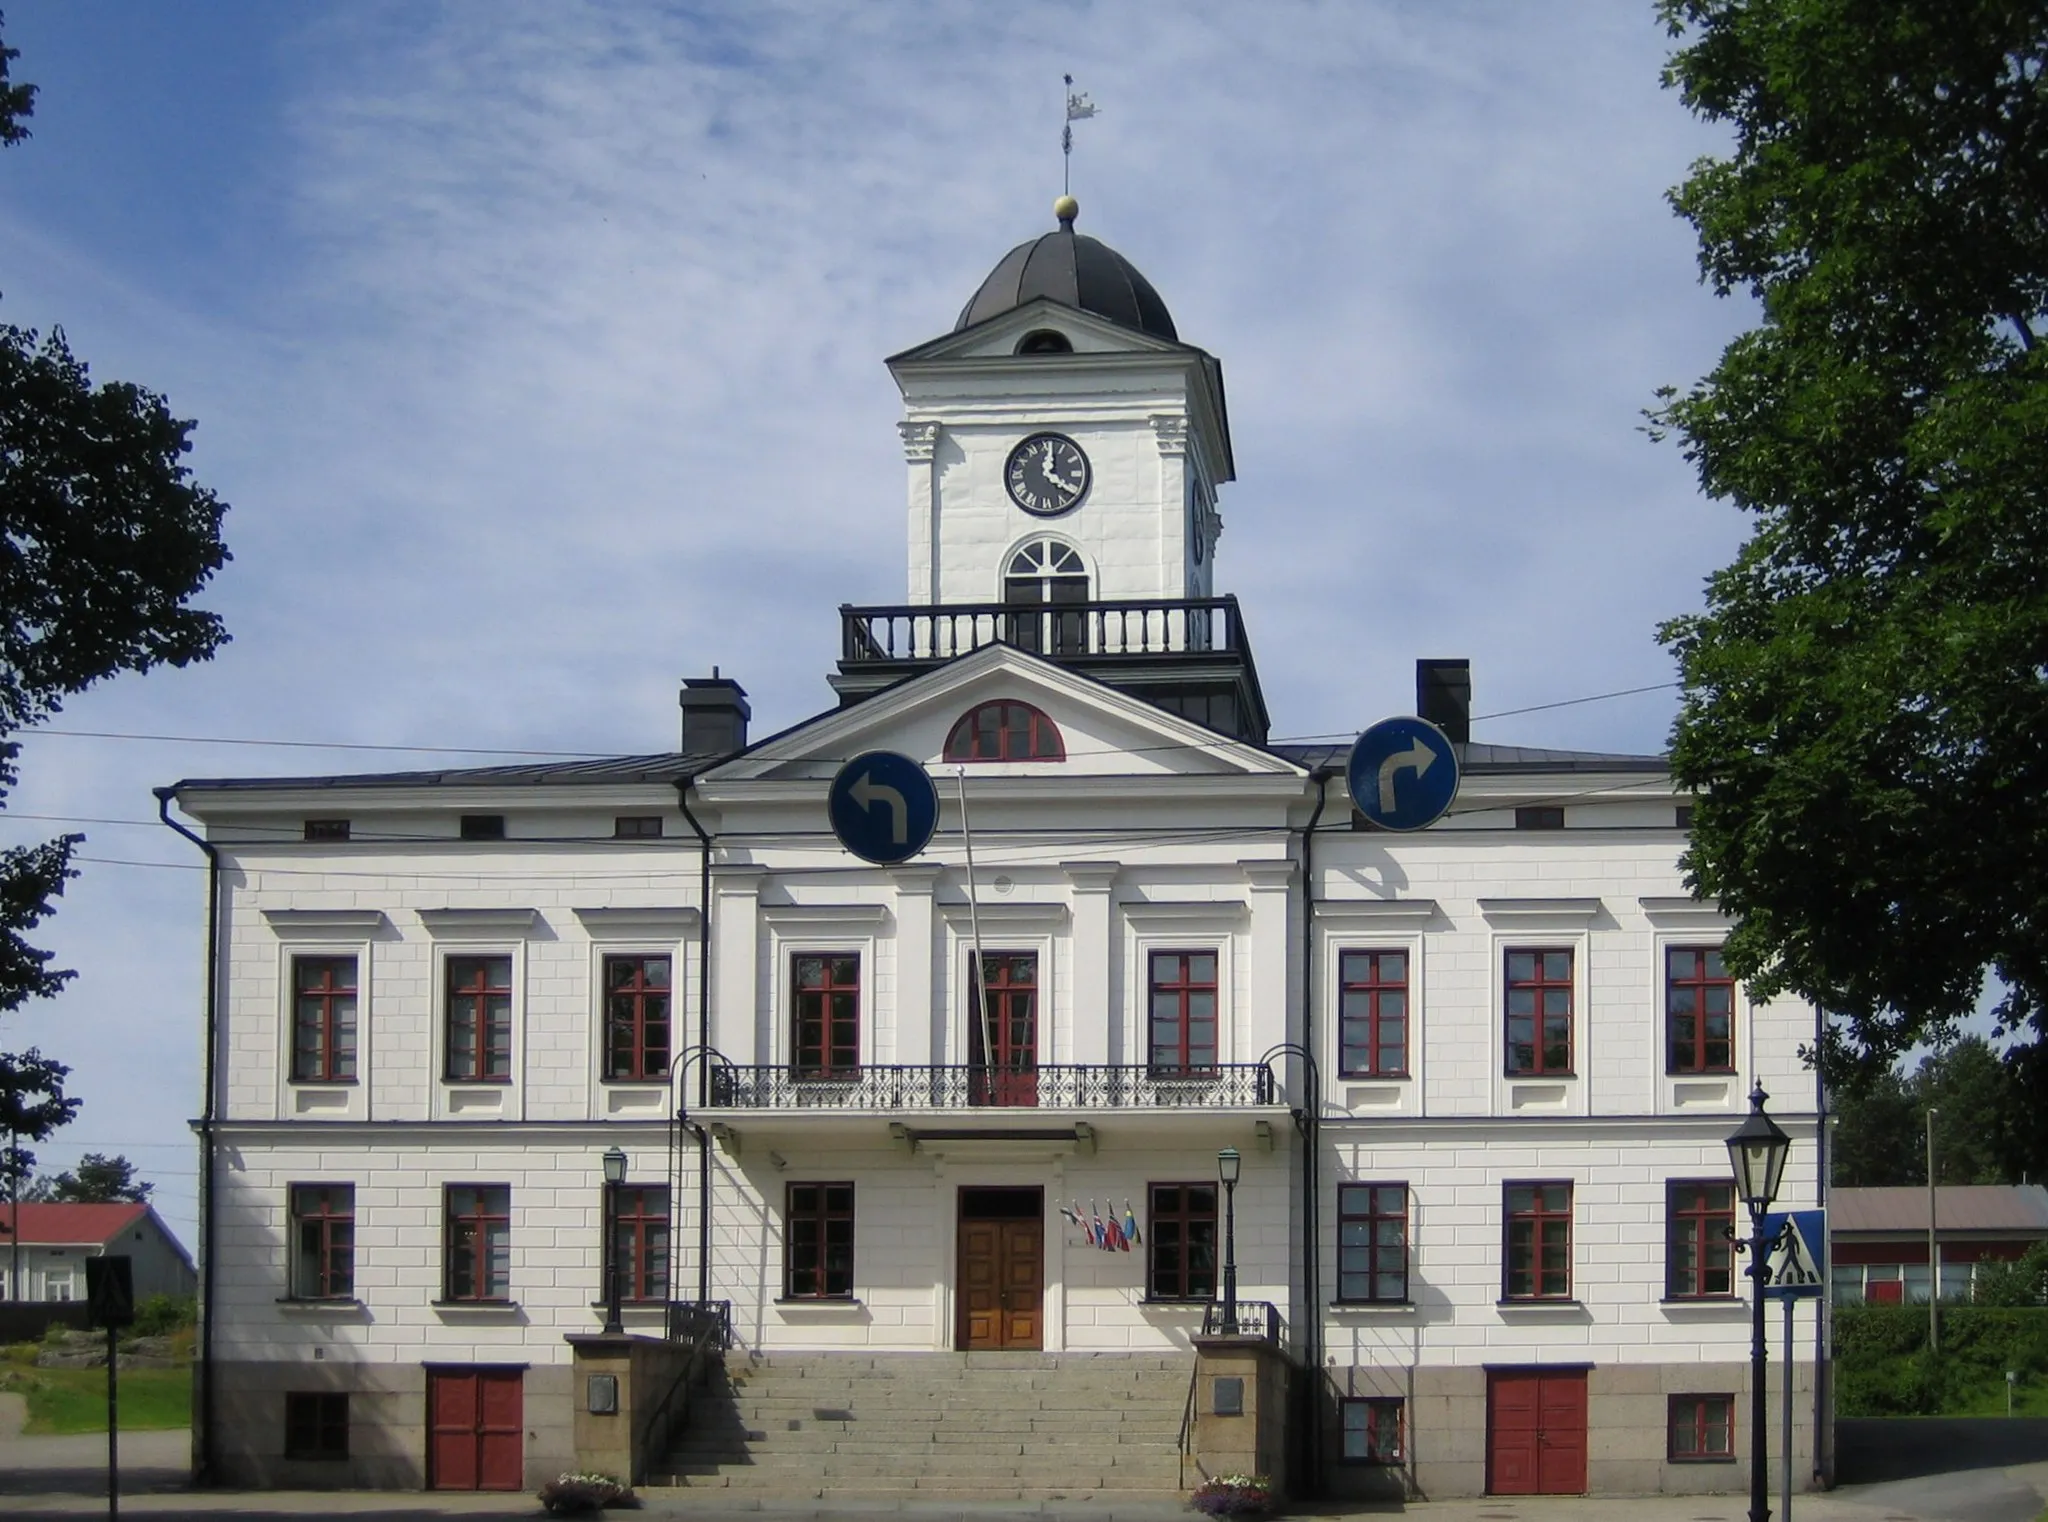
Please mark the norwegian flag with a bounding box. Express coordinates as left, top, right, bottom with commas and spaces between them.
1104, 1211, 1129, 1252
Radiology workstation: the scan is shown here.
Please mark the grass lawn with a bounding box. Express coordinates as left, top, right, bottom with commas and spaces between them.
0, 1356, 191, 1435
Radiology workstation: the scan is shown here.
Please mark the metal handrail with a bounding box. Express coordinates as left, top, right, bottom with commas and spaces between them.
1201, 1298, 1283, 1343
704, 1061, 1280, 1111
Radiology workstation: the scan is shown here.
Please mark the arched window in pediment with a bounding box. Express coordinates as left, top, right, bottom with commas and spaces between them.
944, 700, 1066, 763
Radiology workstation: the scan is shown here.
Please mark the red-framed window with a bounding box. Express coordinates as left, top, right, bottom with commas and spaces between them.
289, 1184, 355, 1300
944, 700, 1065, 762
1338, 950, 1408, 1077
1669, 1394, 1735, 1462
291, 956, 358, 1083
1340, 1397, 1403, 1463
791, 954, 859, 1078
445, 956, 513, 1083
1148, 950, 1218, 1072
1667, 946, 1736, 1073
1504, 1181, 1573, 1300
284, 1392, 349, 1460
1337, 1183, 1408, 1303
607, 1184, 670, 1302
968, 951, 1039, 1105
1667, 1181, 1736, 1298
785, 1182, 854, 1298
444, 1185, 511, 1302
603, 954, 672, 1081
1147, 1183, 1218, 1301
1504, 948, 1573, 1075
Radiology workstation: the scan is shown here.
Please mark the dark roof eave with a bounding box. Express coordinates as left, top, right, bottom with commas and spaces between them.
164, 752, 729, 797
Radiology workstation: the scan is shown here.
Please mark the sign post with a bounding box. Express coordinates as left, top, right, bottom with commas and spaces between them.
86, 1255, 135, 1519
1762, 1210, 1825, 1520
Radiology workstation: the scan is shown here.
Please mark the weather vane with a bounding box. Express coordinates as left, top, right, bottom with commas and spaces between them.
1062, 74, 1098, 198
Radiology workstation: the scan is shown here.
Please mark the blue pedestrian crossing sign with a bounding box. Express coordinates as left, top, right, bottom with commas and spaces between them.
1346, 716, 1461, 832
828, 751, 939, 865
1761, 1209, 1826, 1299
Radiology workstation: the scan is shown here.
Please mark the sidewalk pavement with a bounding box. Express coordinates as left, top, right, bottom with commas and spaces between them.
0, 1430, 2041, 1522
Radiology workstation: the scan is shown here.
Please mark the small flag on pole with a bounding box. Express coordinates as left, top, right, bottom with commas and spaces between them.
1123, 1201, 1142, 1248
1061, 74, 1098, 195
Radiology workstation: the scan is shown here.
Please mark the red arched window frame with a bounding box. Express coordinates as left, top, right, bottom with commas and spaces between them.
944, 700, 1066, 762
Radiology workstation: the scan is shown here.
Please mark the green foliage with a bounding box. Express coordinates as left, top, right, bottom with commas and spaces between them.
1973, 1243, 2048, 1307
26, 1151, 153, 1203
1830, 1034, 2037, 1186
0, 9, 31, 145
128, 1293, 196, 1337
1834, 1304, 2048, 1415
1652, 0, 2048, 1077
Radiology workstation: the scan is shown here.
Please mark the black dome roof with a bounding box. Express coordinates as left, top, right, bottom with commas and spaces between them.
955, 214, 1178, 342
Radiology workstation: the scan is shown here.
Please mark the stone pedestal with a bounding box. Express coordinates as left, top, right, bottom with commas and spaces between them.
1191, 1334, 1293, 1496
565, 1331, 705, 1485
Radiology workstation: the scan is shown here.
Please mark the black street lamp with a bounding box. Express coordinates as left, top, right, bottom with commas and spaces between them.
1218, 1146, 1242, 1336
601, 1146, 628, 1335
1726, 1084, 1792, 1522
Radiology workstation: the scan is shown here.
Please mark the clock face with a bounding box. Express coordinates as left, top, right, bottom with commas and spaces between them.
1005, 433, 1090, 517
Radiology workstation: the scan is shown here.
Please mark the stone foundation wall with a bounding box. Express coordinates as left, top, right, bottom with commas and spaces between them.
206, 1358, 574, 1492
1324, 1359, 1820, 1501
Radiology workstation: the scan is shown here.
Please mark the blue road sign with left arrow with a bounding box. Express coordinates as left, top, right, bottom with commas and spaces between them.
828, 751, 939, 865
1347, 716, 1460, 832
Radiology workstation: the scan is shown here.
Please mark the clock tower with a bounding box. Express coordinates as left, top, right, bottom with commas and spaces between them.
835, 199, 1264, 742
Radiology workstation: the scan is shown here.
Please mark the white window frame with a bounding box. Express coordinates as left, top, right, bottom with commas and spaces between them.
420, 910, 537, 1121
761, 905, 887, 1073
263, 909, 385, 1124
1122, 902, 1244, 1072
1479, 899, 1599, 1119
1317, 901, 1433, 1117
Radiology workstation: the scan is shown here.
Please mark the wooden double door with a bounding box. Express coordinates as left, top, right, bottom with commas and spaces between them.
1487, 1367, 1587, 1495
427, 1367, 523, 1491
956, 1187, 1044, 1350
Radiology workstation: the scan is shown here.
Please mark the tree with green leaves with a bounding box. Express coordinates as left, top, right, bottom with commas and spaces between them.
1652, 1, 2048, 1078
0, 15, 231, 1149
26, 1151, 152, 1204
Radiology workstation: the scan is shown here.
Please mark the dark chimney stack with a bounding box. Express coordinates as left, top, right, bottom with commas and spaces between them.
679, 671, 751, 755
1417, 659, 1470, 746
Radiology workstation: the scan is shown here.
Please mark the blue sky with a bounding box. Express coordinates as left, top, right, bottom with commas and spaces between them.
0, 2, 1755, 1247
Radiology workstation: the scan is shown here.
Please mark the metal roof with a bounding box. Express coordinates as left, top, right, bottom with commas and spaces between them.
1274, 741, 1668, 775
956, 227, 1177, 341
1831, 1184, 2048, 1236
165, 751, 727, 796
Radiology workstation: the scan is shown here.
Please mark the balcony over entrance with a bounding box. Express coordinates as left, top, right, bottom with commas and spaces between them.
705, 1061, 1279, 1112
831, 594, 1270, 743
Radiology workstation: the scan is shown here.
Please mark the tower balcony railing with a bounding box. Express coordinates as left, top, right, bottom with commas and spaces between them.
840, 595, 1252, 667
704, 1061, 1279, 1112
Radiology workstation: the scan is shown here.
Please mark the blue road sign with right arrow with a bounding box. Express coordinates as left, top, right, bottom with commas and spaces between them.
828, 751, 939, 865
1347, 716, 1460, 832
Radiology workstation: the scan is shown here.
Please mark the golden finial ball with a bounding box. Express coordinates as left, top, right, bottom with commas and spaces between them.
1054, 195, 1079, 225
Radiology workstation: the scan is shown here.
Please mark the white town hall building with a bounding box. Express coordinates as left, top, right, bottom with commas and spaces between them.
161, 198, 1826, 1502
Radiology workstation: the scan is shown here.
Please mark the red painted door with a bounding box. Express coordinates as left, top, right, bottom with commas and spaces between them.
1488, 1369, 1586, 1495
427, 1368, 523, 1490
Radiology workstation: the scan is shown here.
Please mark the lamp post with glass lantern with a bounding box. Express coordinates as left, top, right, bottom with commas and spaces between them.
1726, 1084, 1792, 1522
601, 1146, 628, 1335
1217, 1146, 1242, 1335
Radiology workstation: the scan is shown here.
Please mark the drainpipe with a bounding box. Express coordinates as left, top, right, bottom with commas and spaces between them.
1814, 1000, 1830, 1488
1298, 768, 1332, 1495
154, 786, 219, 1484
674, 775, 716, 1303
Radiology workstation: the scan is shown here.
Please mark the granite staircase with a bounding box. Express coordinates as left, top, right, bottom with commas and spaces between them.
647, 1350, 1194, 1500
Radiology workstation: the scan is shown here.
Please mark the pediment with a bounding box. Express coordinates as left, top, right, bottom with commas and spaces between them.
888, 298, 1200, 367
703, 644, 1299, 786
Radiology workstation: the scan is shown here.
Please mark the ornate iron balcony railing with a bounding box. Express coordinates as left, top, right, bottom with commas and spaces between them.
704, 1062, 1279, 1112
